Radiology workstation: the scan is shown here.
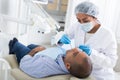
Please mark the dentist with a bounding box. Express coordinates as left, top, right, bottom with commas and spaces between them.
52, 1, 118, 80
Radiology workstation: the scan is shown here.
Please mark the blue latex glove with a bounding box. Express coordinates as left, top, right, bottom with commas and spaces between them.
59, 34, 71, 44
79, 45, 91, 56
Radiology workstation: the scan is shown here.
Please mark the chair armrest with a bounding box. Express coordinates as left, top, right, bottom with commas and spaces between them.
0, 58, 11, 80
3, 55, 19, 69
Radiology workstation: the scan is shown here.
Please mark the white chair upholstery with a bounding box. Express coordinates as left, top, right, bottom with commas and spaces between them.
3, 55, 95, 80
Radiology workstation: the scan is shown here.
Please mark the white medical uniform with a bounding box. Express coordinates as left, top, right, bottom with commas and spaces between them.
64, 22, 118, 80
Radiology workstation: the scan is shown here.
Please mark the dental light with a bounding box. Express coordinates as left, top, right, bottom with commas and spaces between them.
0, 0, 60, 34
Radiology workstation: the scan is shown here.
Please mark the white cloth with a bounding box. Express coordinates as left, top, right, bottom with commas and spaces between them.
51, 31, 65, 45
64, 22, 118, 80
85, 33, 93, 43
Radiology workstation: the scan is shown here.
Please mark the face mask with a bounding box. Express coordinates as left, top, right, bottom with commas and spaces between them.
80, 22, 94, 32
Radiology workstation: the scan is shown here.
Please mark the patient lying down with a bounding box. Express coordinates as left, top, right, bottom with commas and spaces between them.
9, 38, 92, 79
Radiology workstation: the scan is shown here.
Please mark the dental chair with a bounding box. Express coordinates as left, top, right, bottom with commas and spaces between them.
3, 43, 120, 80
3, 54, 95, 80
0, 33, 95, 80
1, 33, 120, 80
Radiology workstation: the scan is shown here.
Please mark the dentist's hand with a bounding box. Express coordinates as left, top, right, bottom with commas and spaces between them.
58, 34, 71, 44
79, 45, 92, 56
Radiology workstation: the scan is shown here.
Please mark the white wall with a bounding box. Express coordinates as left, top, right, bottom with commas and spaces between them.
0, 0, 9, 33
0, 0, 28, 35
0, 0, 19, 34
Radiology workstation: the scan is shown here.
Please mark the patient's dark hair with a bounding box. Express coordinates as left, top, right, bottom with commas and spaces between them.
68, 57, 92, 78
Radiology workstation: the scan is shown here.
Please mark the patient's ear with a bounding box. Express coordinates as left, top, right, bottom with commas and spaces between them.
65, 63, 71, 70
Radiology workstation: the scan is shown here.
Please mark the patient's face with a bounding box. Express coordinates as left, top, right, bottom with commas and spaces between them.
65, 48, 88, 64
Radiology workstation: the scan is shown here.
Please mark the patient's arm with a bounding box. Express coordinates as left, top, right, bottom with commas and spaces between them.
29, 46, 46, 56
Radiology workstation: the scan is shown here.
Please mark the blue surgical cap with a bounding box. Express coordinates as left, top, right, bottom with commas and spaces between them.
75, 1, 99, 18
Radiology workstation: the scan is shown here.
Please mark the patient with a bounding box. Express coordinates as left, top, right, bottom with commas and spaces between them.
9, 38, 92, 79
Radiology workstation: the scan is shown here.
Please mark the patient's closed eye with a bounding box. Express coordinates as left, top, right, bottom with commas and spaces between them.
73, 52, 79, 57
